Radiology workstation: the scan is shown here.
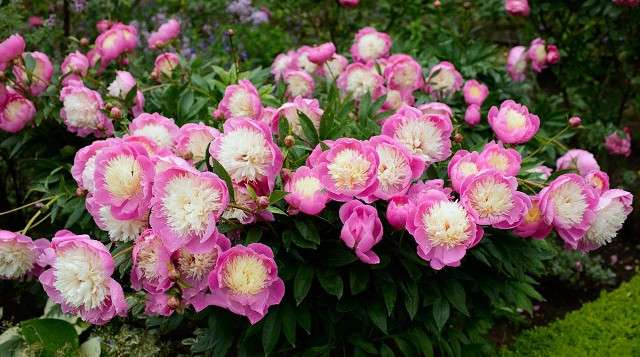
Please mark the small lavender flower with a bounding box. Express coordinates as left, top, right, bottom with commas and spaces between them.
249, 10, 269, 25
72, 0, 87, 12
45, 14, 57, 27
227, 0, 253, 17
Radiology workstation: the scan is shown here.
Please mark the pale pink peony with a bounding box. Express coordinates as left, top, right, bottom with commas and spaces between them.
0, 230, 48, 279
150, 165, 230, 252
85, 195, 148, 243
504, 0, 530, 16
152, 52, 180, 79
350, 27, 392, 62
463, 80, 489, 106
274, 96, 323, 141
528, 38, 548, 73
382, 88, 415, 111
294, 46, 319, 74
148, 19, 181, 49
307, 42, 336, 64
464, 104, 481, 126
60, 83, 114, 138
585, 170, 610, 195
61, 51, 89, 85
424, 61, 463, 99
39, 230, 128, 325
604, 129, 632, 157
284, 166, 328, 215
383, 54, 424, 92
538, 174, 599, 248
214, 79, 262, 120
71, 139, 120, 193
488, 99, 540, 144
513, 195, 553, 240
283, 70, 315, 98
321, 54, 349, 79
0, 90, 36, 133
271, 50, 299, 81
367, 135, 425, 200
95, 23, 138, 65
175, 123, 220, 163
339, 200, 384, 264
129, 112, 179, 149
448, 150, 482, 193
13, 51, 53, 96
0, 34, 25, 64
202, 243, 285, 324
546, 44, 560, 64
578, 189, 633, 252
555, 149, 600, 176
337, 62, 385, 100
418, 102, 453, 120
478, 141, 522, 177
507, 46, 528, 82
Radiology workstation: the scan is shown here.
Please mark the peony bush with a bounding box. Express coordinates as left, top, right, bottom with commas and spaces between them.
0, 1, 637, 355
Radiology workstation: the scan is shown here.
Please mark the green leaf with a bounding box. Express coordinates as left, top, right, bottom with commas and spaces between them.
316, 269, 343, 299
23, 53, 35, 72
402, 281, 419, 320
382, 280, 397, 316
284, 229, 317, 250
245, 226, 263, 244
380, 344, 395, 357
261, 310, 281, 354
125, 84, 138, 107
20, 318, 79, 356
432, 298, 450, 331
367, 301, 387, 334
349, 266, 369, 295
409, 329, 433, 357
294, 265, 314, 305
266, 206, 288, 216
393, 337, 415, 357
296, 305, 312, 334
79, 337, 101, 357
281, 304, 296, 347
64, 199, 85, 228
294, 219, 321, 244
278, 112, 290, 140
297, 110, 319, 146
269, 190, 288, 204
443, 280, 469, 316
206, 152, 235, 202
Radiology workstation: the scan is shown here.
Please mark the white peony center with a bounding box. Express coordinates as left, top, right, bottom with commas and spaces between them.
293, 176, 322, 198
99, 206, 147, 242
223, 254, 268, 295
162, 175, 223, 236
422, 201, 471, 248
327, 148, 371, 190
505, 109, 526, 130
357, 34, 386, 60
133, 124, 173, 148
467, 178, 515, 219
551, 181, 588, 226
0, 242, 35, 279
176, 250, 217, 281
53, 247, 108, 309
376, 145, 412, 193
104, 155, 143, 199
63, 92, 99, 129
217, 127, 272, 183
584, 199, 627, 247
394, 119, 444, 162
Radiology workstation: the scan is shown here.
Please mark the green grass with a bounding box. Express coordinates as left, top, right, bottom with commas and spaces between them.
503, 274, 640, 357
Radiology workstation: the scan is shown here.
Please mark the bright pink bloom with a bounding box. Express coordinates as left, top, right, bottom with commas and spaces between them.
386, 195, 413, 229
556, 149, 600, 176
368, 135, 425, 200
96, 20, 112, 33
448, 150, 482, 193
315, 138, 379, 201
129, 112, 179, 149
150, 165, 230, 252
71, 139, 119, 193
284, 166, 328, 215
463, 80, 489, 105
513, 195, 553, 239
175, 123, 220, 163
271, 50, 299, 81
585, 170, 610, 195
384, 54, 424, 92
152, 52, 180, 79
203, 243, 285, 324
507, 46, 528, 82
61, 51, 89, 85
569, 116, 582, 127
0, 34, 25, 64
528, 38, 548, 73
39, 230, 128, 325
131, 229, 173, 293
407, 189, 483, 270
214, 79, 262, 120
337, 62, 385, 100
424, 61, 463, 99
350, 27, 392, 62
0, 90, 35, 133
13, 52, 53, 96
578, 189, 633, 252
95, 23, 138, 65
339, 200, 383, 264
464, 104, 481, 126
294, 46, 318, 74
546, 44, 560, 64
613, 0, 640, 6
283, 70, 315, 98
0, 230, 48, 279
339, 0, 359, 6
148, 19, 181, 49
418, 102, 453, 119
488, 99, 540, 144
459, 170, 530, 228
28, 17, 44, 28
538, 174, 599, 248
478, 141, 522, 177
275, 96, 323, 141
307, 42, 336, 64
504, 0, 530, 16
60, 83, 114, 138
381, 105, 453, 165
407, 179, 452, 203
604, 129, 632, 157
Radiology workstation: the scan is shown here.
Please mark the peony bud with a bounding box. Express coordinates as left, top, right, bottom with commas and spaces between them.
454, 132, 464, 143
569, 116, 582, 127
284, 135, 295, 148
80, 37, 89, 46
257, 196, 270, 209
167, 295, 181, 310
110, 107, 122, 119
434, 0, 441, 8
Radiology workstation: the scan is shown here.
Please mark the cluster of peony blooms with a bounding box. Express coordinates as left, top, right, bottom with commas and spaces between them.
507, 38, 560, 82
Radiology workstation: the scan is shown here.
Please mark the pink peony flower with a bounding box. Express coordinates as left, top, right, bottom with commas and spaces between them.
350, 27, 392, 62
60, 83, 114, 138
407, 189, 483, 270
321, 54, 349, 79
459, 170, 530, 228
386, 195, 413, 229
315, 138, 379, 201
339, 200, 384, 264
214, 79, 262, 120
148, 19, 181, 49
175, 123, 220, 163
478, 141, 522, 177
464, 104, 481, 126
569, 116, 582, 127
108, 70, 136, 98
538, 174, 599, 248
0, 34, 25, 64
284, 166, 329, 215
307, 42, 336, 64
283, 70, 315, 98
424, 61, 463, 99
546, 44, 560, 64
513, 195, 553, 240
507, 46, 528, 82
129, 112, 179, 149
275, 96, 323, 141
488, 100, 540, 144
448, 150, 482, 193
150, 165, 230, 252
152, 52, 180, 79
39, 230, 128, 325
294, 46, 319, 74
203, 243, 285, 324
71, 139, 120, 193
418, 102, 453, 120
13, 51, 53, 96
95, 23, 138, 65
463, 80, 489, 106
556, 149, 600, 176
61, 51, 89, 85
271, 50, 298, 81
85, 195, 148, 242
367, 135, 425, 200
382, 88, 415, 111
383, 54, 424, 92
578, 189, 633, 252
528, 38, 548, 73
604, 129, 632, 157
585, 170, 610, 195
0, 90, 36, 133
339, 0, 359, 6
381, 105, 453, 165
337, 62, 385, 100
144, 293, 176, 316
406, 179, 452, 203
96, 19, 112, 33
0, 230, 48, 279
504, 0, 530, 16
28, 16, 44, 28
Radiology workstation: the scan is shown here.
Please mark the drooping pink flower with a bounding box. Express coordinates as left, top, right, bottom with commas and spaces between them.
39, 230, 128, 325
0, 34, 25, 65
284, 166, 328, 215
13, 51, 53, 96
585, 170, 610, 195
463, 80, 489, 106
513, 195, 553, 240
275, 96, 323, 141
60, 83, 114, 138
283, 70, 315, 98
271, 50, 299, 81
151, 52, 180, 79
464, 104, 481, 126
339, 200, 383, 264
448, 150, 481, 193
424, 61, 463, 99
507, 46, 528, 82
61, 51, 89, 85
459, 170, 530, 228
0, 90, 36, 133
407, 189, 483, 270
71, 139, 120, 193
478, 141, 521, 177
384, 54, 424, 92
307, 42, 336, 64
85, 195, 148, 243
0, 230, 48, 279
337, 62, 385, 100
202, 243, 285, 324
350, 27, 392, 62
214, 79, 262, 120
210, 118, 283, 193
604, 129, 632, 157
556, 149, 600, 176
150, 165, 230, 252
546, 44, 560, 64
315, 138, 379, 201
367, 135, 425, 200
528, 38, 548, 73
339, 0, 359, 6
148, 19, 181, 49
578, 189, 633, 252
386, 195, 413, 229
504, 0, 530, 16
174, 123, 220, 163
129, 112, 179, 149
538, 174, 599, 248
381, 105, 453, 165
488, 100, 540, 144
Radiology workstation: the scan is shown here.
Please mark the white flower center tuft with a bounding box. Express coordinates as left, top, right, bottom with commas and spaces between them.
584, 200, 626, 246
176, 250, 217, 281
458, 162, 479, 177
286, 75, 311, 97
0, 242, 34, 279
217, 127, 272, 183
133, 124, 173, 148
551, 181, 588, 226
293, 176, 322, 198
346, 68, 379, 99
357, 34, 386, 60
99, 206, 146, 242
82, 156, 98, 193
486, 152, 509, 173
430, 70, 455, 91
422, 201, 471, 248
467, 178, 514, 219
136, 240, 163, 281
505, 109, 526, 130
107, 77, 131, 99
187, 132, 214, 163
223, 254, 268, 295
327, 148, 371, 190
53, 247, 108, 309
376, 146, 412, 192
63, 92, 99, 129
393, 64, 417, 87
297, 53, 317, 73
394, 119, 444, 162
228, 89, 255, 118
104, 155, 143, 199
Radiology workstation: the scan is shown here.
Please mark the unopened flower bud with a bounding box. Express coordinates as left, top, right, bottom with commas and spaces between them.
454, 133, 464, 143
569, 116, 582, 127
75, 187, 87, 197
225, 28, 235, 37
257, 196, 270, 209
284, 135, 295, 148
110, 107, 121, 119
80, 37, 89, 46
0, 71, 5, 80
167, 295, 181, 310
434, 0, 441, 8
